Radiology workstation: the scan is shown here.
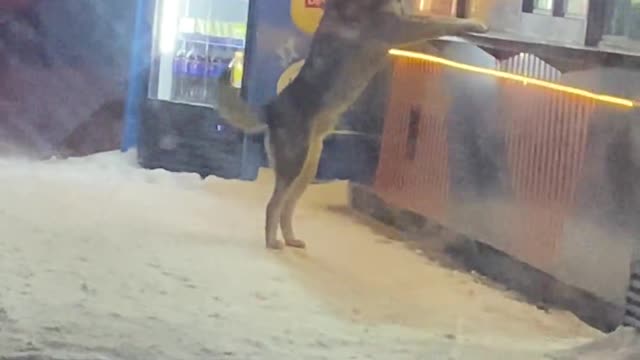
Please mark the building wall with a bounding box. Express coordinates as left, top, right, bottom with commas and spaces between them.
466, 0, 588, 45
0, 0, 137, 158
467, 0, 523, 33
520, 12, 587, 44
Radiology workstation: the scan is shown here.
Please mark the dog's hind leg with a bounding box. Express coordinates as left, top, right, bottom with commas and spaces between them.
264, 131, 308, 250
264, 132, 275, 168
280, 138, 324, 249
265, 174, 290, 250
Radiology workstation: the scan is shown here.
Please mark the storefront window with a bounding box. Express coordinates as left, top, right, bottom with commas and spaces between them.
534, 0, 553, 12
606, 0, 640, 40
149, 0, 249, 107
524, 0, 587, 17
566, 0, 588, 16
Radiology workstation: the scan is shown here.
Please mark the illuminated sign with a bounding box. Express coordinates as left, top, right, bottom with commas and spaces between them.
389, 48, 636, 108
291, 0, 325, 34
305, 0, 325, 8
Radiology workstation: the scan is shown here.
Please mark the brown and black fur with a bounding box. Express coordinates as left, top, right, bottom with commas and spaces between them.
216, 0, 487, 250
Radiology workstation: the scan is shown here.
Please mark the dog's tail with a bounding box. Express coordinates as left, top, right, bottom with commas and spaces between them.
215, 70, 267, 134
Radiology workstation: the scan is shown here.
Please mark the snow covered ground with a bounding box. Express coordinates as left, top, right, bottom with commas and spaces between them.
0, 151, 605, 359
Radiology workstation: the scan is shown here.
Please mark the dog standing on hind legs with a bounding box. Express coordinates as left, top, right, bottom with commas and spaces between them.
216, 0, 487, 250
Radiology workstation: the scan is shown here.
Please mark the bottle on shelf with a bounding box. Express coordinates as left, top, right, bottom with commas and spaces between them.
205, 50, 225, 105
186, 45, 207, 102
196, 48, 208, 101
172, 45, 187, 101
228, 51, 244, 89
185, 46, 196, 101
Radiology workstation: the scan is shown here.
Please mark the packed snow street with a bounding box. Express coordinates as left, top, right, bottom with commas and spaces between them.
0, 152, 602, 359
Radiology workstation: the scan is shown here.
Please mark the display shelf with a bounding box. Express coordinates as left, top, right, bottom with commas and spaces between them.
177, 33, 245, 49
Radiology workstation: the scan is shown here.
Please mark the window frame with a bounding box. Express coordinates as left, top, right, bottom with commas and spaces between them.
565, 0, 589, 18
522, 0, 588, 18
533, 0, 554, 15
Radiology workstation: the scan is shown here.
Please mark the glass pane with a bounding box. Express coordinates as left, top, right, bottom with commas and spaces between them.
631, 0, 640, 39
149, 0, 249, 107
534, 0, 553, 11
606, 0, 628, 35
605, 0, 640, 39
566, 0, 588, 16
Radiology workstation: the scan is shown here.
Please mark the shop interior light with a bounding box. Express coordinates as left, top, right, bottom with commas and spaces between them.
160, 0, 180, 54
389, 48, 636, 108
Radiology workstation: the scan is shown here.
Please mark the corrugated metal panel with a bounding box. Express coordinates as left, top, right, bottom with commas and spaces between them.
624, 261, 640, 329
374, 57, 450, 224
373, 50, 640, 328
501, 83, 594, 269
375, 52, 594, 271
498, 53, 561, 82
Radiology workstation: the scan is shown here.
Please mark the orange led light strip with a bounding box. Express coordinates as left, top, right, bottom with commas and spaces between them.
389, 48, 636, 108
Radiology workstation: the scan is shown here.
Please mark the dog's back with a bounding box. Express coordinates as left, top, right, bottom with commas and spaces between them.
270, 0, 392, 137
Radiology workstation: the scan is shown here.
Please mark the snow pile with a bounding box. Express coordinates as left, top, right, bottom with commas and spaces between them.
0, 150, 203, 189
0, 151, 602, 359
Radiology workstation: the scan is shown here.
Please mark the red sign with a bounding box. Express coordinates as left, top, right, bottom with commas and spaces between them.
305, 0, 325, 8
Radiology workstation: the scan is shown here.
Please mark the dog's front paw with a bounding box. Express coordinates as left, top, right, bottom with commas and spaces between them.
285, 239, 307, 249
266, 240, 285, 250
464, 19, 489, 34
